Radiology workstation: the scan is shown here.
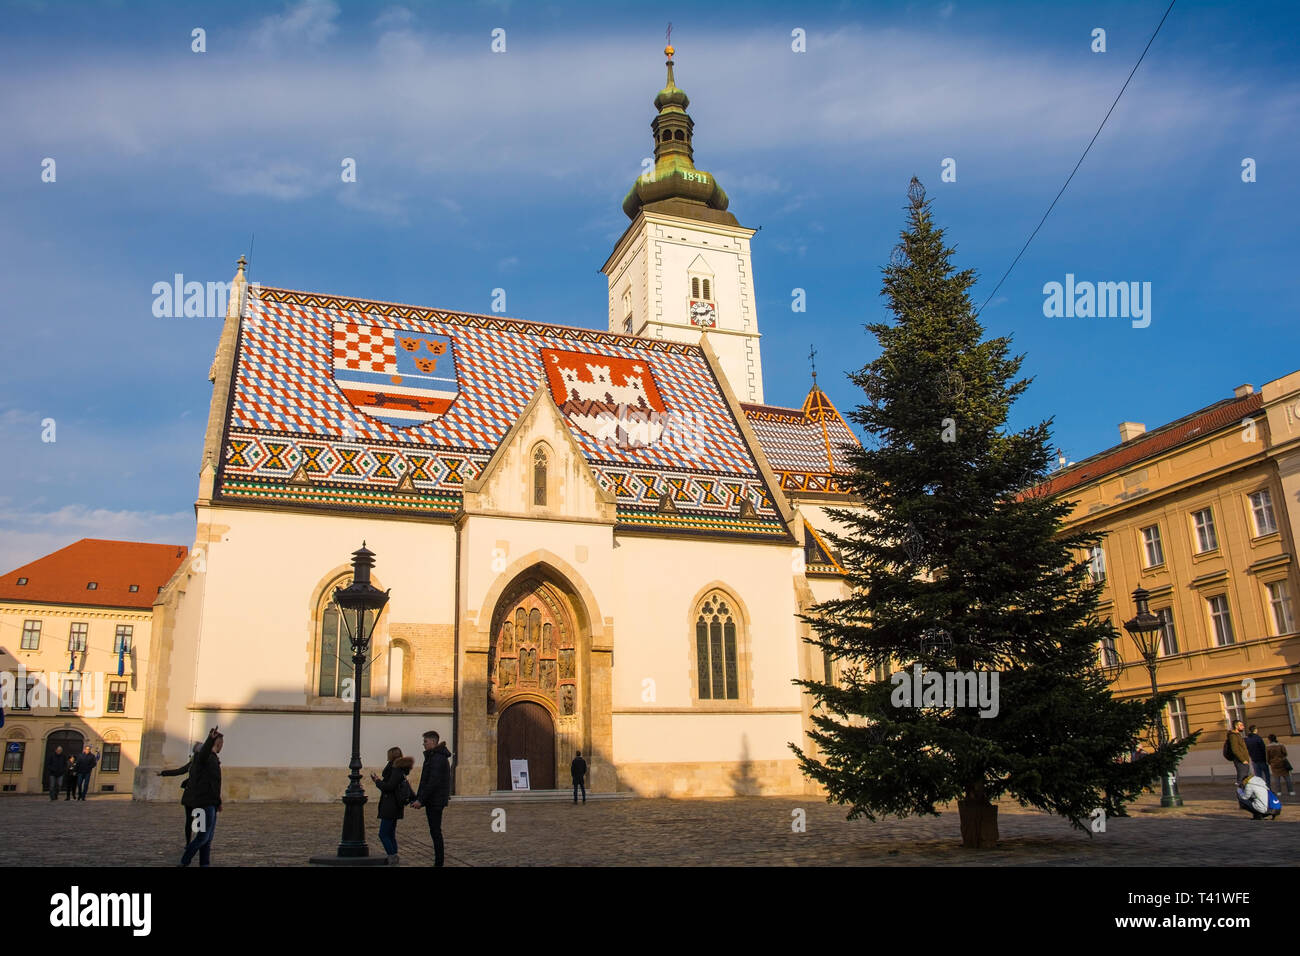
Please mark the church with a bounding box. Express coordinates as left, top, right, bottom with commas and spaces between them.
135, 46, 864, 800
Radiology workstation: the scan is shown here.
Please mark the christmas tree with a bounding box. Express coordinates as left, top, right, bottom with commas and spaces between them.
794, 178, 1194, 848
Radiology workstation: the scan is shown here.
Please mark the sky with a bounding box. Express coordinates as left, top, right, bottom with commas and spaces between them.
0, 0, 1296, 572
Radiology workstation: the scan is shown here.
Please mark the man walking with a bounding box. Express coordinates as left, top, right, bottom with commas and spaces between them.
1226, 720, 1252, 784
1245, 725, 1271, 789
180, 727, 223, 867
409, 730, 451, 867
74, 746, 98, 800
571, 750, 588, 804
45, 745, 65, 801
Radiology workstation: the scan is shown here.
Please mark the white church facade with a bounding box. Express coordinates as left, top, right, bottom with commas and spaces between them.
135, 48, 864, 800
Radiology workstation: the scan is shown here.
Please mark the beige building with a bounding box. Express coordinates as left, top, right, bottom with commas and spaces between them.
135, 48, 863, 801
0, 539, 187, 794
1044, 372, 1300, 779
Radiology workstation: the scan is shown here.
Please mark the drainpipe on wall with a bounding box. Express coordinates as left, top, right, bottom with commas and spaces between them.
451, 516, 462, 795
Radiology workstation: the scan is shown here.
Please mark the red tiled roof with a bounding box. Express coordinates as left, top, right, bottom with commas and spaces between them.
1040, 392, 1263, 499
0, 539, 188, 610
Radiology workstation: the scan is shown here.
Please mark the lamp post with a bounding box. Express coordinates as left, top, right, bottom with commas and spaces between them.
1122, 587, 1183, 808
310, 542, 391, 865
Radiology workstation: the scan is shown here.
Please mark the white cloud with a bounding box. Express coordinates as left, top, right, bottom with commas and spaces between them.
0, 504, 193, 575
252, 0, 340, 52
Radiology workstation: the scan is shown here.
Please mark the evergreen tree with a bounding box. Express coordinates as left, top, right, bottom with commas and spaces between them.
794, 178, 1195, 848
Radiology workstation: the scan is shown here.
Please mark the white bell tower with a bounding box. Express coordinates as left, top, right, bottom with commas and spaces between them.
600, 45, 765, 404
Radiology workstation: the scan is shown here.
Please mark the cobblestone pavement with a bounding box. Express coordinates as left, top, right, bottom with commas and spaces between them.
1, 783, 1293, 867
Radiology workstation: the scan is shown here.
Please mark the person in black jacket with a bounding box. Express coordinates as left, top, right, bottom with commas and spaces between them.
158, 742, 201, 842
370, 747, 415, 861
63, 756, 77, 800
45, 746, 66, 801
74, 746, 98, 800
180, 727, 223, 867
1245, 725, 1272, 789
571, 751, 588, 804
409, 730, 451, 867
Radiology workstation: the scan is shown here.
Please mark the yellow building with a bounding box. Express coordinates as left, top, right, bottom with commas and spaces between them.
0, 539, 188, 795
1044, 371, 1300, 779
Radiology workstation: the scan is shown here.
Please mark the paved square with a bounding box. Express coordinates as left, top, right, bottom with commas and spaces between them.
2, 783, 1292, 866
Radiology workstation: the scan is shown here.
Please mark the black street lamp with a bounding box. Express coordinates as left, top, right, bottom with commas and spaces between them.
1122, 587, 1183, 808
310, 542, 391, 865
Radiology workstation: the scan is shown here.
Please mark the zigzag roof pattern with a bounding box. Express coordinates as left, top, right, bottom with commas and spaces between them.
215, 285, 787, 539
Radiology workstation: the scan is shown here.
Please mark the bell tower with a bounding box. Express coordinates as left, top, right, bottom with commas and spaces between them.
601, 44, 765, 404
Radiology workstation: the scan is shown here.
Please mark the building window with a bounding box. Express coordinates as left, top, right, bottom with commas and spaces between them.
1222, 690, 1247, 728
695, 591, 739, 700
1192, 508, 1218, 553
1287, 683, 1300, 735
1207, 595, 1234, 646
621, 288, 632, 328
68, 622, 88, 652
101, 744, 121, 773
1098, 635, 1120, 670
16, 577, 27, 586
108, 681, 127, 713
128, 584, 139, 593
1249, 489, 1278, 537
113, 625, 133, 654
14, 676, 37, 711
60, 676, 81, 712
21, 620, 41, 650
86, 582, 98, 590
701, 278, 711, 301
691, 277, 700, 299
1140, 525, 1165, 568
318, 603, 372, 699
1155, 607, 1178, 656
3, 742, 25, 773
1087, 545, 1106, 584
1267, 580, 1295, 635
1167, 697, 1189, 740
533, 446, 548, 507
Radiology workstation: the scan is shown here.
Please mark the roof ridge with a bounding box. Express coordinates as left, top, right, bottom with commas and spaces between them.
254, 284, 694, 352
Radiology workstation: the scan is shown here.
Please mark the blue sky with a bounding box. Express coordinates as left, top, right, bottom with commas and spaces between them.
0, 0, 1296, 571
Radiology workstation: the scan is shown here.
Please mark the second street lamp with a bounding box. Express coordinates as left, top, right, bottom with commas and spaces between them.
1122, 587, 1183, 808
310, 542, 391, 865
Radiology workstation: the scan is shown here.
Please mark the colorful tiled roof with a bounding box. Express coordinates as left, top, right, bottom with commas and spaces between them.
0, 539, 188, 609
741, 387, 861, 497
216, 285, 787, 539
1040, 391, 1264, 499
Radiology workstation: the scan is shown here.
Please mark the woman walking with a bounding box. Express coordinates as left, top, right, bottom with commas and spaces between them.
370, 747, 415, 863
1267, 734, 1295, 796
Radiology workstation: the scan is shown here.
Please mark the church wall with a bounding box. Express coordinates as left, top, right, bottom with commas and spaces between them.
606, 533, 805, 794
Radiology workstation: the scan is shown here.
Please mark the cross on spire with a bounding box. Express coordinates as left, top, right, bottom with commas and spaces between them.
809, 344, 818, 388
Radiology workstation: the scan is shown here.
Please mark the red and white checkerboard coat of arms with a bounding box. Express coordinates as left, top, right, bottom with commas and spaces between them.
332, 322, 458, 426
541, 348, 668, 445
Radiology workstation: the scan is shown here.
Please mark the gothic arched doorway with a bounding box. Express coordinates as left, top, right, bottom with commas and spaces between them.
496, 700, 556, 790
44, 730, 83, 793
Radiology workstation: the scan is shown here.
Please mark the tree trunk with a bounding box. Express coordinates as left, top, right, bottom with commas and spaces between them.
958, 782, 999, 848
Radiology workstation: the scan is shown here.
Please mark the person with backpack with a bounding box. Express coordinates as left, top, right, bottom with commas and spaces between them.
1267, 734, 1295, 796
370, 747, 416, 862
159, 742, 202, 842
571, 750, 588, 804
1224, 721, 1251, 784
180, 727, 224, 867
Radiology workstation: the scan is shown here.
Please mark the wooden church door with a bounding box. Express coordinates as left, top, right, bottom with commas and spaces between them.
496, 700, 556, 791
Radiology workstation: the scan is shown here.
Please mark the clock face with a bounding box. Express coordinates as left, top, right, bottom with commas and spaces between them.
689, 299, 717, 328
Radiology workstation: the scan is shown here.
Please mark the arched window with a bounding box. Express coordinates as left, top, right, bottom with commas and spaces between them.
661, 129, 672, 142
319, 601, 373, 699
674, 129, 685, 140
691, 277, 701, 299
533, 445, 548, 506
695, 591, 739, 700
701, 278, 711, 301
